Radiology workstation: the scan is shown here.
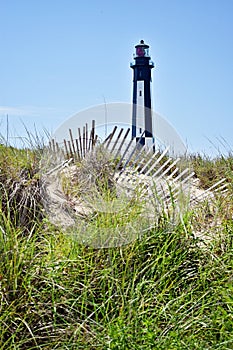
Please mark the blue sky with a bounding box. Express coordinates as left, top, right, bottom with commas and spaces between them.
1, 0, 233, 155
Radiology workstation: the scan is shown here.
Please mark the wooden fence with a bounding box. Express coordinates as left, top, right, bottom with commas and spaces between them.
49, 120, 97, 160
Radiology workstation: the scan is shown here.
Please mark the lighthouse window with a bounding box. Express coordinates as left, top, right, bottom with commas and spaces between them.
136, 47, 145, 57
139, 90, 142, 96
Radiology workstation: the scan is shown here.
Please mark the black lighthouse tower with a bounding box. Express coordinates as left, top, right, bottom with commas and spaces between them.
130, 40, 155, 145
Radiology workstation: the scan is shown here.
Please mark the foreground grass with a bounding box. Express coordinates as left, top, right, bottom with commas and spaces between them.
0, 144, 233, 349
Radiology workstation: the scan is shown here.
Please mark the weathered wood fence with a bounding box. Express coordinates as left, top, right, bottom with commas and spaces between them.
49, 120, 97, 160
47, 120, 227, 206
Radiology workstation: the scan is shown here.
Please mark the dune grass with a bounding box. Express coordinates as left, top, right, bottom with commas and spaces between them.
0, 142, 233, 349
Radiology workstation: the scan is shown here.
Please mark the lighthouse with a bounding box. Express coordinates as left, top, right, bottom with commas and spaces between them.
130, 40, 155, 145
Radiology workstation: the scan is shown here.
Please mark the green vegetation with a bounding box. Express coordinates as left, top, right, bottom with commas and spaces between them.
0, 141, 233, 349
190, 153, 233, 189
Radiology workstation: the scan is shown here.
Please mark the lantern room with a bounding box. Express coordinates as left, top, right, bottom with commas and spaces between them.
135, 40, 150, 58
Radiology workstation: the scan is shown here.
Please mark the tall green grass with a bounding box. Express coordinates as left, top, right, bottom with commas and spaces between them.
0, 142, 233, 349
